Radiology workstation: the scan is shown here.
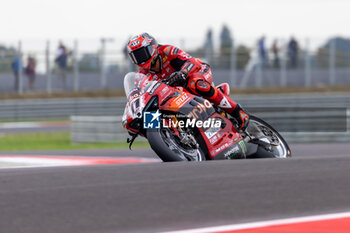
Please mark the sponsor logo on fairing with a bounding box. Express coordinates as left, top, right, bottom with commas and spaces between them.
204, 125, 221, 139
209, 132, 222, 144
238, 140, 247, 154
148, 82, 161, 95
224, 145, 240, 159
129, 93, 139, 102
215, 142, 232, 153
159, 86, 170, 97
187, 100, 213, 119
175, 93, 190, 106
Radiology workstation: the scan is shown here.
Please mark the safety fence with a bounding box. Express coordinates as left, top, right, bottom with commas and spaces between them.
70, 116, 125, 143
0, 98, 125, 121
1, 94, 350, 121
0, 95, 349, 143
67, 94, 350, 144
70, 110, 350, 144
2, 36, 350, 94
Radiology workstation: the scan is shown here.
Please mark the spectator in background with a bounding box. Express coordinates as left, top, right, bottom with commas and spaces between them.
288, 37, 299, 68
11, 56, 20, 91
272, 39, 280, 69
55, 42, 69, 89
258, 36, 267, 68
25, 56, 36, 90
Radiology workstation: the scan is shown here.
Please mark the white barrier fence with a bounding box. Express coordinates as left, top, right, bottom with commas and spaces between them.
1, 94, 350, 121
70, 116, 126, 143
71, 110, 350, 144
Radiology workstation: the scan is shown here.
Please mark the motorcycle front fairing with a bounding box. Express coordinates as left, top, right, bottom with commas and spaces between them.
122, 72, 183, 136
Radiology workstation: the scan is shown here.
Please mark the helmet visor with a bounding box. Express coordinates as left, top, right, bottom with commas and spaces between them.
129, 45, 155, 65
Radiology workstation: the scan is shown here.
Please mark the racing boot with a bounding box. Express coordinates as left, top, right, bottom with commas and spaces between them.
230, 103, 250, 131
207, 86, 250, 130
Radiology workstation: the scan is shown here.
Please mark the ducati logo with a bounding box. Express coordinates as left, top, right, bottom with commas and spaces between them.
219, 97, 232, 108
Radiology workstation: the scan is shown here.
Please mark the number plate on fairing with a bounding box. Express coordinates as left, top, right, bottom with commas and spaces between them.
204, 126, 220, 139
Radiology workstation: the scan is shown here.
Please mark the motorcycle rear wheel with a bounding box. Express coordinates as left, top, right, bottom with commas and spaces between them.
246, 116, 292, 158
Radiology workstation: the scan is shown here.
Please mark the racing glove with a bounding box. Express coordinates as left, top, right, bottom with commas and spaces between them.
163, 71, 187, 86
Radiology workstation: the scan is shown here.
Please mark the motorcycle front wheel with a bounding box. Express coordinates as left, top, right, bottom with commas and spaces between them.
146, 128, 207, 162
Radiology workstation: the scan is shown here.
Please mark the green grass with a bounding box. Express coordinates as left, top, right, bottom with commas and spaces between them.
0, 132, 149, 151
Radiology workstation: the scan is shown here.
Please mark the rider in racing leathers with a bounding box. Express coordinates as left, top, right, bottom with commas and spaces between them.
126, 33, 250, 130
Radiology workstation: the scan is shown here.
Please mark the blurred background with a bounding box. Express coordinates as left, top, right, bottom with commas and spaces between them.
2, 0, 350, 94
1, 0, 350, 150
2, 34, 350, 93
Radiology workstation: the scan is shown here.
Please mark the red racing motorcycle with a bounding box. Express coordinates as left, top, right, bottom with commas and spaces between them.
122, 72, 291, 162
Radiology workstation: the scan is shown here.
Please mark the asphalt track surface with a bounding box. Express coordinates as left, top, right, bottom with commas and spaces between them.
1, 143, 350, 233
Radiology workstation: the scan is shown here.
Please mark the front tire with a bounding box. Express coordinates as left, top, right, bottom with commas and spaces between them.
146, 128, 206, 162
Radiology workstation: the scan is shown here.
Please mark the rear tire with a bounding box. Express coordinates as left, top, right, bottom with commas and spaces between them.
248, 146, 276, 159
246, 116, 291, 158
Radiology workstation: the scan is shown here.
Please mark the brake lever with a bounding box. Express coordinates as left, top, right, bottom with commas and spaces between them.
127, 133, 138, 150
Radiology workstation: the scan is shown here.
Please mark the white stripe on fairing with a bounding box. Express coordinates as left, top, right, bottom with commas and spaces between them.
163, 212, 350, 233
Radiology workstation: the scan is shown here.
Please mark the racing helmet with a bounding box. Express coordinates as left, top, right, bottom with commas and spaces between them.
127, 33, 158, 70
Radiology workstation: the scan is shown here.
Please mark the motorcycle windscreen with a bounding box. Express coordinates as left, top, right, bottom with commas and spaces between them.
123, 72, 147, 97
